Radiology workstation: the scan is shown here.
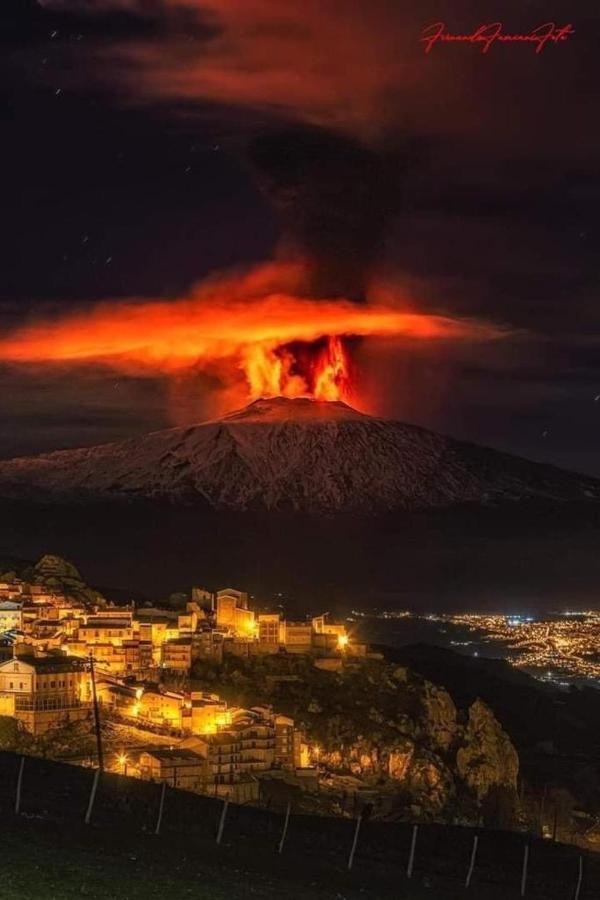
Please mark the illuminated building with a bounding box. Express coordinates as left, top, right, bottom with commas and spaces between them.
283, 621, 313, 653
78, 616, 134, 646
138, 749, 208, 790
137, 688, 188, 729
192, 629, 224, 662
0, 580, 26, 599
0, 601, 23, 632
0, 652, 91, 734
177, 608, 200, 636
257, 613, 285, 647
215, 588, 255, 635
161, 638, 192, 672
274, 714, 302, 769
190, 692, 231, 734
123, 640, 153, 673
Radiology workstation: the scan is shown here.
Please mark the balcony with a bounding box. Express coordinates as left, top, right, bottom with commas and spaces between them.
13, 696, 90, 712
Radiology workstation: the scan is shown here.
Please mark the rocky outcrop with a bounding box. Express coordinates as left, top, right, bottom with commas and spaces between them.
214, 651, 520, 827
312, 665, 519, 824
405, 751, 455, 813
34, 554, 82, 582
417, 681, 458, 752
456, 699, 519, 801
1, 554, 106, 609
388, 739, 415, 781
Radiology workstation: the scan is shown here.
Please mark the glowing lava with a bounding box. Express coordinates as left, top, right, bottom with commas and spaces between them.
313, 336, 349, 401
245, 336, 350, 401
0, 262, 506, 410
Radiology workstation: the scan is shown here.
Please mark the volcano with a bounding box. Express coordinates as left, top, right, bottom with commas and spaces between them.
0, 397, 598, 512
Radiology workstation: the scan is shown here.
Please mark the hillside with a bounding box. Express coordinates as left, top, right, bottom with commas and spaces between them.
191, 652, 519, 826
0, 752, 597, 899
383, 643, 600, 838
0, 397, 598, 512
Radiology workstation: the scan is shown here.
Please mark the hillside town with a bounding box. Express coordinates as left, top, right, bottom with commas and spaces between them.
0, 556, 372, 802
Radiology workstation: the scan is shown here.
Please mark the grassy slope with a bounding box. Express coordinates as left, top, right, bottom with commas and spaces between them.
0, 816, 443, 900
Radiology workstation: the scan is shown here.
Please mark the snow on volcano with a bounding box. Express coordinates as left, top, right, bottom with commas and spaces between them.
0, 397, 598, 512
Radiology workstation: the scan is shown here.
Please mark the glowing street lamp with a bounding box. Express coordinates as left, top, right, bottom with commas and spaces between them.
117, 752, 129, 776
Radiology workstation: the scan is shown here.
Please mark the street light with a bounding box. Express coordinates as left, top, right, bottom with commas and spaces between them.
117, 752, 128, 776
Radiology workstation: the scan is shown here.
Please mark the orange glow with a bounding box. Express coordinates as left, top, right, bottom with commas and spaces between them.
0, 264, 505, 407
313, 337, 349, 402
245, 336, 350, 402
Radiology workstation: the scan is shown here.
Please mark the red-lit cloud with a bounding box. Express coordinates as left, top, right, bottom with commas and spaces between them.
0, 262, 505, 407
38, 1, 432, 139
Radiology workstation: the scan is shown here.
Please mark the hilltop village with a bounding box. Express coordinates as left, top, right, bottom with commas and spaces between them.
0, 555, 372, 802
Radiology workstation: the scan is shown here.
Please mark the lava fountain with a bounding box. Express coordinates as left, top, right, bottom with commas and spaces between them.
0, 262, 506, 413
245, 335, 350, 402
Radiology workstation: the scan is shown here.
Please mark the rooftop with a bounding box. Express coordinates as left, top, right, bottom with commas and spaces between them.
141, 749, 204, 763
1, 655, 86, 673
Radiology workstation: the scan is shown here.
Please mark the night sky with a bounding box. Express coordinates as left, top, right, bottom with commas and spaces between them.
2, 0, 600, 476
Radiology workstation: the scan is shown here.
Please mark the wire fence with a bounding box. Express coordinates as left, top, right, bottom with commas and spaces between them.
0, 750, 597, 899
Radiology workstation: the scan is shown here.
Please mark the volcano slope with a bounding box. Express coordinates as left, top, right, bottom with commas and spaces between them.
0, 397, 599, 604
0, 397, 598, 510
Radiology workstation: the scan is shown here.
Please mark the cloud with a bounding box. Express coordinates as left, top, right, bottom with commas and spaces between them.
37, 0, 599, 156
0, 260, 506, 410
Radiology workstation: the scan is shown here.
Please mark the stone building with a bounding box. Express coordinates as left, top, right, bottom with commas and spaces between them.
0, 653, 91, 734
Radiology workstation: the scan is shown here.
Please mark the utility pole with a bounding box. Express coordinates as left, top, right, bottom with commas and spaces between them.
89, 654, 104, 772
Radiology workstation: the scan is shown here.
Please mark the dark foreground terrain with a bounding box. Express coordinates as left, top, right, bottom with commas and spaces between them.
2, 397, 600, 607
0, 752, 597, 899
2, 495, 600, 609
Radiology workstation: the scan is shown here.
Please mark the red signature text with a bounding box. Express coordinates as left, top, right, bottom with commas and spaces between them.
421, 22, 575, 55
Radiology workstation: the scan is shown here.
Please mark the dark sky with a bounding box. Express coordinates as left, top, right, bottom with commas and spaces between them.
2, 0, 600, 475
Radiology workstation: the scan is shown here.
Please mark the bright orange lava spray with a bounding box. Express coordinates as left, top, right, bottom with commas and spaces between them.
313, 336, 349, 401
0, 264, 505, 409
244, 336, 350, 401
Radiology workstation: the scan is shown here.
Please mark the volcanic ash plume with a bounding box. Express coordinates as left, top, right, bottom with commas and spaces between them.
0, 263, 504, 408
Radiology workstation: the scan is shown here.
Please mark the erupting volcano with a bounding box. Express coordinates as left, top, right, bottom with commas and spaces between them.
0, 261, 506, 418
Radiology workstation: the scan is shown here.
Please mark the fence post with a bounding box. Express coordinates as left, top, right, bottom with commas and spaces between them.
84, 768, 100, 826
406, 824, 418, 879
347, 813, 362, 871
14, 756, 25, 815
154, 782, 167, 836
278, 801, 292, 855
216, 797, 229, 845
574, 855, 583, 900
465, 834, 479, 888
520, 842, 529, 897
